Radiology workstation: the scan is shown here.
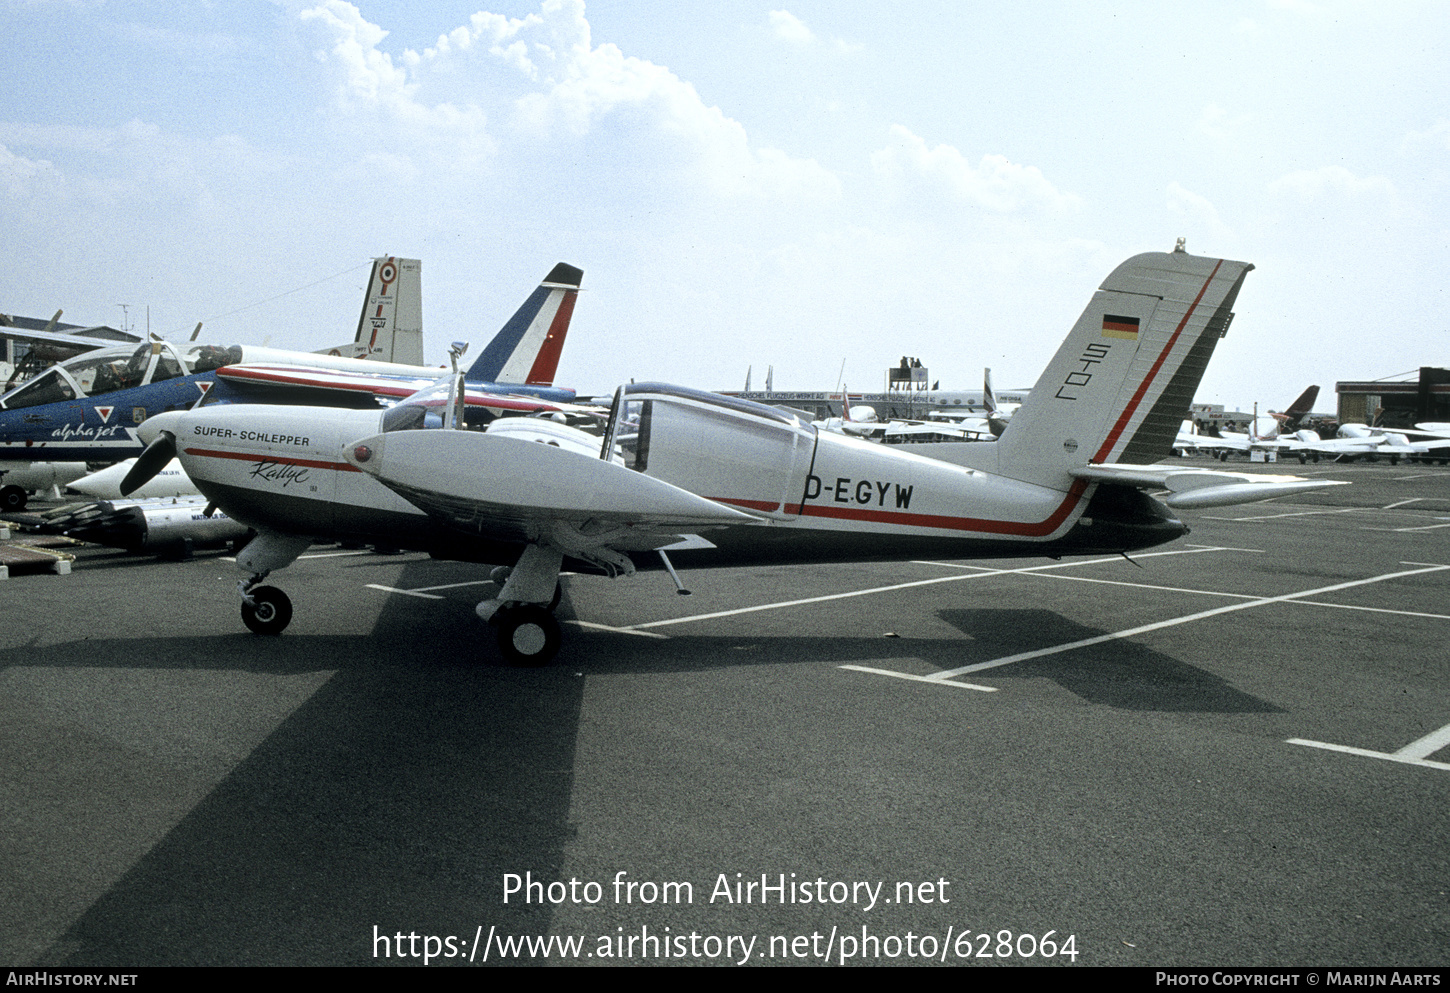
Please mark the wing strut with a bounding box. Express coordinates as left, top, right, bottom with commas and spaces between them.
658, 550, 692, 596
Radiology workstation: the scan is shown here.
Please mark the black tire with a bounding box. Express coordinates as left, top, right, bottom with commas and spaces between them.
495, 604, 561, 666
1, 485, 26, 512
241, 586, 293, 635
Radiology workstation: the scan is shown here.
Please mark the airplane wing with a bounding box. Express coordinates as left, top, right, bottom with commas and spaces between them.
1070, 463, 1347, 509
341, 427, 755, 571
214, 364, 600, 416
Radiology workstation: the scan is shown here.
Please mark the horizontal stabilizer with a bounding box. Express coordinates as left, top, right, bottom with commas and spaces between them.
1071, 464, 1347, 509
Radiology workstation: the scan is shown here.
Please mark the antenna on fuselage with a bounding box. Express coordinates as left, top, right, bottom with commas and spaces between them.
445, 340, 468, 430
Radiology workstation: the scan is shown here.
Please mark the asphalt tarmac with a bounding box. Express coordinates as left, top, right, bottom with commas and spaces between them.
2, 456, 1447, 967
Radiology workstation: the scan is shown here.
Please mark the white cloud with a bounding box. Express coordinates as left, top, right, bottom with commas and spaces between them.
1268, 165, 1397, 202
301, 1, 415, 109
769, 10, 814, 46
302, 0, 838, 201
301, 0, 494, 161
1403, 118, 1450, 154
870, 125, 1081, 214
1167, 182, 1232, 241
1196, 103, 1251, 143
0, 143, 59, 198
767, 9, 860, 53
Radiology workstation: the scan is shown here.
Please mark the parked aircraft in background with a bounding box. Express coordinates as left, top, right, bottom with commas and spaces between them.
125, 249, 1344, 663
0, 261, 585, 463
1201, 386, 1320, 460
1, 311, 143, 389
1283, 423, 1450, 465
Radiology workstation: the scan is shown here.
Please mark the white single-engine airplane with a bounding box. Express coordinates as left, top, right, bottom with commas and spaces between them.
125, 249, 1344, 663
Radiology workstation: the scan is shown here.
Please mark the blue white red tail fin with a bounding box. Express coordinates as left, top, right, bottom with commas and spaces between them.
468, 263, 583, 386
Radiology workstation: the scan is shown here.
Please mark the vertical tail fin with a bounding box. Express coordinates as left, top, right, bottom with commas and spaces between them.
467, 263, 583, 385
321, 257, 424, 363
1276, 385, 1319, 431
356, 257, 423, 364
995, 251, 1253, 487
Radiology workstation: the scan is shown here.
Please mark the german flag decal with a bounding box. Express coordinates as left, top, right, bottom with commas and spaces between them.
1101, 314, 1140, 340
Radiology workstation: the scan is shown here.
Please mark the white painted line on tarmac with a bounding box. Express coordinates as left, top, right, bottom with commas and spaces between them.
838, 665, 997, 692
1027, 573, 1262, 600
365, 583, 444, 599
1382, 498, 1427, 509
1396, 721, 1450, 761
1287, 720, 1450, 772
1024, 574, 1450, 621
929, 563, 1450, 679
629, 546, 1239, 632
1362, 523, 1450, 533
410, 580, 497, 593
1201, 508, 1358, 522
1287, 601, 1450, 621
565, 620, 669, 639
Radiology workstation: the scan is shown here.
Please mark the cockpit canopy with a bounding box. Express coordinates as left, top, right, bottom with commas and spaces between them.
380, 375, 463, 433
0, 340, 243, 410
601, 383, 816, 517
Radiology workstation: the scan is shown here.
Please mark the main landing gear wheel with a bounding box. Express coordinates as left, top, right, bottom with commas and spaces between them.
494, 604, 561, 666
241, 586, 293, 635
0, 485, 26, 512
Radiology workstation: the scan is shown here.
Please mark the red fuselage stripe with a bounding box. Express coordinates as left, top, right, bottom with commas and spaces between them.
185, 447, 361, 472
712, 496, 782, 512
1091, 259, 1223, 464
711, 478, 1090, 536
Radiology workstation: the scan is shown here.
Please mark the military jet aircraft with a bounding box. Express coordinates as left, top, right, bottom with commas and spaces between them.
123, 249, 1344, 664
0, 260, 583, 462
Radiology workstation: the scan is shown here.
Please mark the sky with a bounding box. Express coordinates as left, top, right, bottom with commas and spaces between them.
2, 0, 1446, 411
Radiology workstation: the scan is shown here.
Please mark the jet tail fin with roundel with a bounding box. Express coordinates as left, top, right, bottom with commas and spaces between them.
317, 256, 424, 365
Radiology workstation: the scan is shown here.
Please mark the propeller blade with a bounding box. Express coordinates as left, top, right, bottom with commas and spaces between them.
119, 431, 176, 496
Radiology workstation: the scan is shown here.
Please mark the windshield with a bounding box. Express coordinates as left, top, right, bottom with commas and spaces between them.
380, 376, 461, 433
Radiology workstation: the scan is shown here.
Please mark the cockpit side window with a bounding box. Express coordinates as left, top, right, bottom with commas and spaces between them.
380, 377, 454, 433
1, 368, 77, 409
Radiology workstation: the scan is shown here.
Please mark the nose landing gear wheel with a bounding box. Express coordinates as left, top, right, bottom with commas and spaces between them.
242, 586, 293, 635
494, 604, 561, 666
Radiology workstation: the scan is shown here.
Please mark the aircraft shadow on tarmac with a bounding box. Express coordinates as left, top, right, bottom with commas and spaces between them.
10, 561, 1278, 965
934, 608, 1285, 715
18, 565, 584, 966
